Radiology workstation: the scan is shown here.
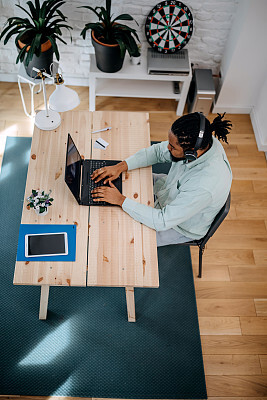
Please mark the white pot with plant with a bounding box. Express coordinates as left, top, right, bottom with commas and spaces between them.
27, 190, 54, 216
131, 44, 141, 65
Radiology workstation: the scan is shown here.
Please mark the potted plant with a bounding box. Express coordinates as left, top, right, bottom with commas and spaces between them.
79, 0, 140, 73
0, 0, 72, 77
27, 189, 54, 216
130, 43, 141, 65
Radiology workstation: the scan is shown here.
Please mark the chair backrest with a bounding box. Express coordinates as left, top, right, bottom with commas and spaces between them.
200, 192, 231, 246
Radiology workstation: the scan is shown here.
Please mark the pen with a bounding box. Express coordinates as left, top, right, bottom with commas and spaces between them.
95, 140, 105, 148
92, 127, 111, 134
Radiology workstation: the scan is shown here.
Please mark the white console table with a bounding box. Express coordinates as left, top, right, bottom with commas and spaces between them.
89, 53, 192, 116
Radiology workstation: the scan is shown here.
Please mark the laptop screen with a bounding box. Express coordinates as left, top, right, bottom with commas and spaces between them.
65, 134, 82, 204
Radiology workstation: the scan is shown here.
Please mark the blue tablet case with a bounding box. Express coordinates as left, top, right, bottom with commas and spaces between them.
17, 224, 76, 261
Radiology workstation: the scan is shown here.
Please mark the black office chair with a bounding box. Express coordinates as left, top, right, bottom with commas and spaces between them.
175, 193, 231, 278
151, 142, 231, 278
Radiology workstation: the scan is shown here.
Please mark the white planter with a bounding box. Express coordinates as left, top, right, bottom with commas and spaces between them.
35, 208, 48, 216
131, 56, 141, 65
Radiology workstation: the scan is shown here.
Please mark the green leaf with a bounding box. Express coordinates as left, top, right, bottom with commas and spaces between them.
114, 28, 140, 57
80, 23, 103, 39
115, 36, 126, 58
40, 1, 48, 20
34, 0, 40, 15
98, 7, 110, 24
46, 1, 66, 22
56, 9, 67, 21
24, 32, 42, 66
53, 34, 67, 45
16, 4, 35, 22
3, 26, 23, 45
114, 23, 140, 42
0, 22, 24, 42
113, 14, 134, 22
106, 0, 111, 20
47, 35, 60, 60
17, 44, 28, 64
26, 0, 38, 20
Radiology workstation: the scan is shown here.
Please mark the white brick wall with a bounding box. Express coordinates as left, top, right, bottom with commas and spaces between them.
0, 0, 239, 84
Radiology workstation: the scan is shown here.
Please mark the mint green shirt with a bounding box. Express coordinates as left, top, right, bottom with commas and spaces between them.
122, 137, 232, 240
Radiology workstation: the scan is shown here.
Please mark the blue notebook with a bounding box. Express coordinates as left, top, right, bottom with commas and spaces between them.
17, 224, 76, 261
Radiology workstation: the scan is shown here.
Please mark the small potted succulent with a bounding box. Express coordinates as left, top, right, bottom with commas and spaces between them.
0, 0, 72, 77
130, 43, 141, 65
27, 189, 54, 216
79, 0, 140, 73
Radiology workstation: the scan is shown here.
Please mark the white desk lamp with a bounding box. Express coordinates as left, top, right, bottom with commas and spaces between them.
33, 65, 80, 130
33, 67, 61, 130
49, 72, 80, 112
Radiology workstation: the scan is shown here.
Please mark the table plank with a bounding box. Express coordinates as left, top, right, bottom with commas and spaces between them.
88, 111, 158, 287
14, 111, 91, 286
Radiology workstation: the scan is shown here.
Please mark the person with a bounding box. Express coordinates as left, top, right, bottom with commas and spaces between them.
91, 112, 232, 247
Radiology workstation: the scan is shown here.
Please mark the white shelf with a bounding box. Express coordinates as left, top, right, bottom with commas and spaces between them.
95, 79, 181, 100
90, 54, 190, 82
89, 52, 192, 115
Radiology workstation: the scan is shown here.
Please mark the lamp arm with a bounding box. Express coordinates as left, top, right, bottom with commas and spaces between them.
41, 78, 49, 117
32, 67, 52, 118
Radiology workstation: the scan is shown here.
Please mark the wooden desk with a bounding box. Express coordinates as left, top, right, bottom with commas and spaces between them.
89, 111, 159, 321
14, 111, 158, 321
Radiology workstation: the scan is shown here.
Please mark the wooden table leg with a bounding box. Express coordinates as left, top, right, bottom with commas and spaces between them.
39, 285, 50, 320
125, 286, 136, 322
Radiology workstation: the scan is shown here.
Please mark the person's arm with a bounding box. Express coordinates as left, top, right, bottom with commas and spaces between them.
92, 141, 171, 183
125, 141, 172, 171
122, 188, 212, 231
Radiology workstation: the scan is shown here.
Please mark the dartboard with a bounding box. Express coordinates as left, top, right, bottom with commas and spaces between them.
145, 1, 193, 53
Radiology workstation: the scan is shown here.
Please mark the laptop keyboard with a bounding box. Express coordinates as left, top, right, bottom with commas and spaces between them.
88, 160, 107, 205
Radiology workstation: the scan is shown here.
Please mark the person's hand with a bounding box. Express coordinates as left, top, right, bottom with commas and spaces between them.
91, 181, 126, 206
91, 161, 128, 184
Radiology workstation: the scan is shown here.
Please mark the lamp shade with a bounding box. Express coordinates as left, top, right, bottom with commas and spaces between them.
49, 84, 80, 112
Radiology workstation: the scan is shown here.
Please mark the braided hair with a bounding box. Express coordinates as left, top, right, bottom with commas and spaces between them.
171, 112, 232, 151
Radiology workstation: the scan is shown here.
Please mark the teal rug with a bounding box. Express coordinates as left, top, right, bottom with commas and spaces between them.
0, 137, 207, 399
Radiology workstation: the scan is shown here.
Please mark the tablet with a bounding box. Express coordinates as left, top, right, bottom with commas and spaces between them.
25, 232, 68, 258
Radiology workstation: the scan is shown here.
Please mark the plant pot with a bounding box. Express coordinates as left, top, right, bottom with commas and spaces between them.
91, 31, 125, 73
131, 55, 141, 65
34, 208, 48, 216
17, 39, 53, 78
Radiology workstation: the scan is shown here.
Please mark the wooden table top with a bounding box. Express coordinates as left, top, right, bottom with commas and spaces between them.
14, 111, 158, 289
88, 111, 159, 288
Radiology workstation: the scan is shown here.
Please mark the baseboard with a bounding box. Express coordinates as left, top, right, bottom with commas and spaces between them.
0, 73, 18, 82
212, 104, 252, 114
0, 72, 89, 87
250, 107, 267, 152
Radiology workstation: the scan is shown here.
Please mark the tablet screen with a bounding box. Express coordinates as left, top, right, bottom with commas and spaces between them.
26, 233, 68, 257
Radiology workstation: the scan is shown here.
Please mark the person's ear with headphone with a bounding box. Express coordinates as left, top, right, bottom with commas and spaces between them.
168, 112, 232, 163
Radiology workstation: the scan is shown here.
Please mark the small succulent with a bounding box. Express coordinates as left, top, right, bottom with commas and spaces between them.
27, 189, 54, 214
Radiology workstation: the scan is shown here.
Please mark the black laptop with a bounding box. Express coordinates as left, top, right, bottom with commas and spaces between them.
64, 133, 122, 206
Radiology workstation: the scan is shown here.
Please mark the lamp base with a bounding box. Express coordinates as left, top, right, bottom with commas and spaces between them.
34, 110, 61, 131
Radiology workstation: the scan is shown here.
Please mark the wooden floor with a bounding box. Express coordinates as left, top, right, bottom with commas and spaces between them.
0, 82, 267, 400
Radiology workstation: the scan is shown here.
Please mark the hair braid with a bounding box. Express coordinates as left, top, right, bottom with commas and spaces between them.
210, 112, 232, 144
